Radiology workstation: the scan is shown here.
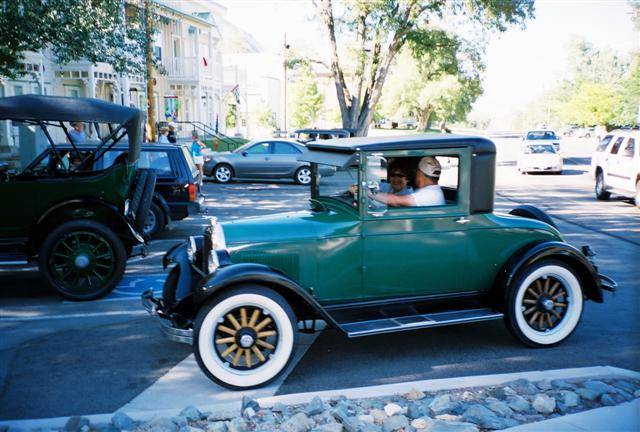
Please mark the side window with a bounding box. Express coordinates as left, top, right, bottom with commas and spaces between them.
366, 154, 459, 212
246, 142, 270, 154
273, 142, 301, 154
137, 151, 174, 176
622, 138, 635, 158
610, 137, 624, 155
101, 150, 125, 168
596, 135, 613, 152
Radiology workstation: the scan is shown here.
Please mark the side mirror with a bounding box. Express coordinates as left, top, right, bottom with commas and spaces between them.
241, 151, 248, 157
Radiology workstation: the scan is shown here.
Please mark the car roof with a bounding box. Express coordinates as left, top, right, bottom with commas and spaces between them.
526, 130, 556, 134
304, 134, 495, 154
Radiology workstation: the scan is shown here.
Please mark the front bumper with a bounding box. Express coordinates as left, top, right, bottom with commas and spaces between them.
598, 274, 617, 293
142, 289, 193, 344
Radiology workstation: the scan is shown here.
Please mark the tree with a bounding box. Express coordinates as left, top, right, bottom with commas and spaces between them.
558, 82, 622, 127
382, 50, 482, 130
614, 54, 640, 125
290, 62, 325, 129
315, 0, 535, 136
0, 0, 146, 79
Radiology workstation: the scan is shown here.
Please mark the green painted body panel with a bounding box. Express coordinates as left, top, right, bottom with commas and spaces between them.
222, 203, 562, 304
0, 164, 134, 238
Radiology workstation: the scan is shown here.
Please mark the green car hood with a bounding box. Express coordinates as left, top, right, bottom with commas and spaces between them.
221, 211, 321, 247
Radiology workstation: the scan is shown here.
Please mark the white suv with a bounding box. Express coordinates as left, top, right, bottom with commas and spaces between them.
590, 129, 639, 207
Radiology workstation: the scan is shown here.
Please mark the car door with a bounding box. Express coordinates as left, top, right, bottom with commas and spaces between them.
605, 136, 626, 189
270, 141, 303, 177
611, 137, 636, 192
234, 141, 272, 177
360, 149, 471, 300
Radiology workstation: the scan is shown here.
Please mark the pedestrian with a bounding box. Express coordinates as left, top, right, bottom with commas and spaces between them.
191, 131, 206, 185
68, 121, 87, 144
158, 126, 170, 144
167, 123, 178, 144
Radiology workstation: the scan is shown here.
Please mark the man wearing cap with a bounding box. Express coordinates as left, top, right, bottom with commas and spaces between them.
374, 156, 445, 207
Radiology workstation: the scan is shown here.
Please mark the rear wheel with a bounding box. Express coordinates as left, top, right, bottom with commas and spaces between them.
144, 201, 166, 238
505, 259, 583, 347
595, 171, 610, 200
295, 166, 312, 185
39, 220, 126, 300
214, 164, 233, 183
194, 286, 297, 390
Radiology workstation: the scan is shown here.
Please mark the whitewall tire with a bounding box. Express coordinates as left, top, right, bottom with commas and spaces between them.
505, 260, 583, 347
193, 286, 297, 389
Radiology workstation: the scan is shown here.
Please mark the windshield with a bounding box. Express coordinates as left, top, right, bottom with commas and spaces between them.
527, 131, 557, 140
524, 145, 556, 154
317, 163, 359, 208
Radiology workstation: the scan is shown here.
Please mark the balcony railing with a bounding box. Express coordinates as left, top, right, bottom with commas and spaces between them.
167, 57, 197, 79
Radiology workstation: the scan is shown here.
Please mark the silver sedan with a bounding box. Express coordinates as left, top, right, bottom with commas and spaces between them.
204, 140, 333, 185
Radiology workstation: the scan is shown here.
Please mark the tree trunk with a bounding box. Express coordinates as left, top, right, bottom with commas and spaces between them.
144, 0, 156, 142
417, 107, 434, 131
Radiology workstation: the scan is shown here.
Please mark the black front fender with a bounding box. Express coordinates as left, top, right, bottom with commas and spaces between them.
496, 241, 605, 307
194, 262, 341, 329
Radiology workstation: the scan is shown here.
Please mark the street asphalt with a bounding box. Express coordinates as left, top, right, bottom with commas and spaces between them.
0, 135, 638, 420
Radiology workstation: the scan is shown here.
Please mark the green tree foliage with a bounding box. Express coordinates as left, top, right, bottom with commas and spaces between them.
316, 0, 535, 136
614, 54, 640, 125
290, 62, 325, 129
558, 82, 622, 126
0, 0, 154, 79
382, 50, 482, 130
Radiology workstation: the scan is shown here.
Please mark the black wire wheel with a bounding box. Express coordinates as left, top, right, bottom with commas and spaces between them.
193, 286, 298, 390
505, 259, 584, 347
38, 220, 126, 300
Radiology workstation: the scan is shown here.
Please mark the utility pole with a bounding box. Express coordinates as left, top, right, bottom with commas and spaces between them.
283, 33, 290, 134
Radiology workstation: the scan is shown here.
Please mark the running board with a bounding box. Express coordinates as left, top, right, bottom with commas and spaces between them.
341, 308, 504, 338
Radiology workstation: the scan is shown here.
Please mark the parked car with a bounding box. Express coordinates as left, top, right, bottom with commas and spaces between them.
294, 128, 352, 143
575, 127, 595, 139
143, 133, 615, 389
0, 95, 154, 300
517, 143, 563, 175
590, 129, 639, 207
27, 143, 206, 237
522, 130, 561, 152
204, 139, 335, 185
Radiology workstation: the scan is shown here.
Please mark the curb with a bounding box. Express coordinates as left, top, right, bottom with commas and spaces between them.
1, 365, 638, 430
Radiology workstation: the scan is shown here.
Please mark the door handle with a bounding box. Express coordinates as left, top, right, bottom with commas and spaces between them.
456, 217, 470, 224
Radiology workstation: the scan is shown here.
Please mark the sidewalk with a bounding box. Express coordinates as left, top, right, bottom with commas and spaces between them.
1, 365, 638, 431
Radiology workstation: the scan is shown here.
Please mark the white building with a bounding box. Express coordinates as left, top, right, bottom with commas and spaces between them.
0, 0, 226, 152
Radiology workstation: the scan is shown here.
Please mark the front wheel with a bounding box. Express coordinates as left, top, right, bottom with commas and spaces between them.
595, 171, 610, 200
505, 259, 583, 347
38, 220, 126, 300
295, 166, 312, 185
194, 286, 298, 390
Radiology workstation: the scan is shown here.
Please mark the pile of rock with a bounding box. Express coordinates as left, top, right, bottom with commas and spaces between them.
36, 376, 640, 432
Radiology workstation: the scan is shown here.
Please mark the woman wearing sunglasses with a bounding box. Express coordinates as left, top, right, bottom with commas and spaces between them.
380, 164, 413, 195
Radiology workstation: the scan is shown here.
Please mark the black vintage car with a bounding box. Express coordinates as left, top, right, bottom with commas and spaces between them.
28, 143, 206, 237
0, 95, 154, 300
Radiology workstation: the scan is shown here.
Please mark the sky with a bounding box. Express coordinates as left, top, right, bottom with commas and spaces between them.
218, 0, 638, 126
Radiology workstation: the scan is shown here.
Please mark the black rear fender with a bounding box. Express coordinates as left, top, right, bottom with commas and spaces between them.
31, 199, 138, 253
493, 241, 604, 309
194, 263, 340, 328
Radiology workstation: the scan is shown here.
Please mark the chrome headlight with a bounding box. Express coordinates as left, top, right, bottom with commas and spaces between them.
204, 217, 225, 273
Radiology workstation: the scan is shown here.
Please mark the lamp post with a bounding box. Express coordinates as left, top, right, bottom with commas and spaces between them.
283, 33, 290, 134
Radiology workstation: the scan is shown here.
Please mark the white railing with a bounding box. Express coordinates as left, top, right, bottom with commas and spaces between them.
167, 57, 197, 79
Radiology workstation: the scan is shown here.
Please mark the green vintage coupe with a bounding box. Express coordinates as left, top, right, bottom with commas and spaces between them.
0, 95, 154, 300
143, 134, 615, 389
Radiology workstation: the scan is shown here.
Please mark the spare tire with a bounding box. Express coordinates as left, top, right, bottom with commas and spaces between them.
134, 170, 157, 234
509, 205, 557, 229
129, 169, 149, 218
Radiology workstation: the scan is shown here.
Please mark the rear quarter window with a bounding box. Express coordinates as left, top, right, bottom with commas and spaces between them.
138, 151, 174, 176
181, 146, 199, 178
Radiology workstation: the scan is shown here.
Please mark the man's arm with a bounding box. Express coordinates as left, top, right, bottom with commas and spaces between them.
373, 192, 416, 207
